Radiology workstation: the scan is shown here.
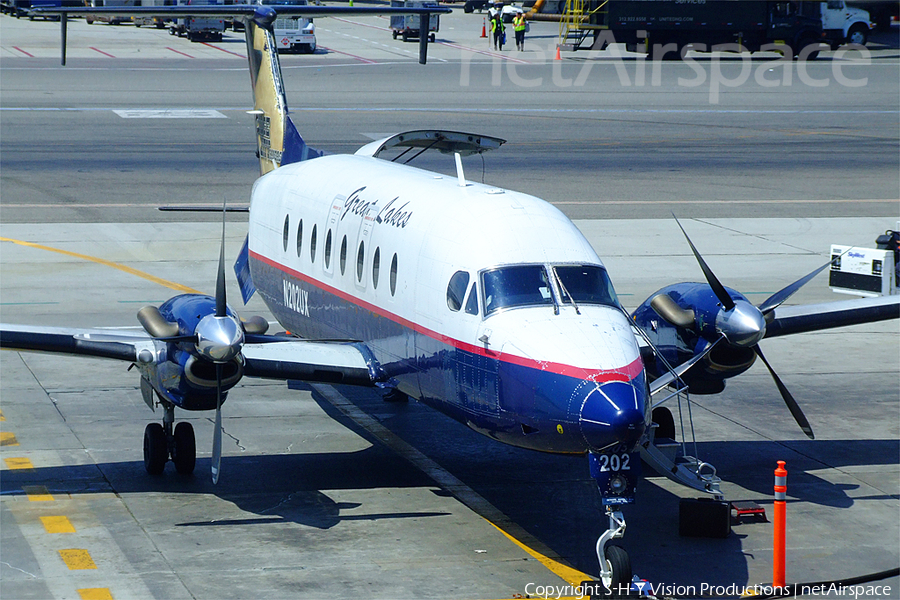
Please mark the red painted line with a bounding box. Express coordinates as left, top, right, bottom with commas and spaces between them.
200, 42, 246, 58
250, 250, 643, 382
318, 45, 377, 64
12, 46, 34, 58
90, 47, 116, 58
166, 46, 195, 58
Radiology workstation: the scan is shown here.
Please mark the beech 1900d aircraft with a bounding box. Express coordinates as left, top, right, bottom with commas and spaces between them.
4, 3, 900, 591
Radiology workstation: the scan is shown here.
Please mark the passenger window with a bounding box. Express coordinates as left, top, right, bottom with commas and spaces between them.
390, 253, 398, 296
282, 215, 290, 252
310, 224, 317, 263
356, 241, 365, 282
465, 283, 479, 315
324, 229, 333, 269
296, 219, 303, 257
447, 271, 470, 312
340, 235, 347, 275
372, 247, 381, 289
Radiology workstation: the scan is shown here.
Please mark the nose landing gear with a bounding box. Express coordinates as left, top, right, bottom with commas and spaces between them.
588, 450, 641, 594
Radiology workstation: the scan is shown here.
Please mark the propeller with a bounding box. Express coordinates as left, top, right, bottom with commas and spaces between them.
673, 216, 817, 439
210, 204, 229, 484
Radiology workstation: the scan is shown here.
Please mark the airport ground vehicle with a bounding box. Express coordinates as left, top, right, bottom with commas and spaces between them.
1, 0, 80, 19
168, 0, 225, 41
390, 0, 439, 41
558, 0, 873, 58
263, 0, 316, 53
821, 0, 874, 47
594, 0, 828, 58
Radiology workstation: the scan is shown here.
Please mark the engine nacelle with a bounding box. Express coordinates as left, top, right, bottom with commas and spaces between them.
138, 294, 246, 410
633, 283, 758, 394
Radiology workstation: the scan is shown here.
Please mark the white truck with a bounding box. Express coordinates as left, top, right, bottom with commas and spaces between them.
263, 0, 317, 54
821, 0, 874, 48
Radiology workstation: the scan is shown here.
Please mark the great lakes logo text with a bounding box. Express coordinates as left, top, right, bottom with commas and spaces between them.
340, 187, 412, 229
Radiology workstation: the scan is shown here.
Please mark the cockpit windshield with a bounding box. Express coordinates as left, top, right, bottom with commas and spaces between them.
482, 265, 553, 316
481, 264, 619, 316
553, 265, 619, 308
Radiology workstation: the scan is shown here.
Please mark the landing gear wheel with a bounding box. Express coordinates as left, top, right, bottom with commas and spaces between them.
601, 545, 632, 592
652, 406, 676, 440
143, 423, 167, 475
172, 422, 196, 475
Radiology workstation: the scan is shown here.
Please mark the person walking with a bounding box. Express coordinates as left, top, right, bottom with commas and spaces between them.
513, 11, 526, 51
491, 13, 505, 51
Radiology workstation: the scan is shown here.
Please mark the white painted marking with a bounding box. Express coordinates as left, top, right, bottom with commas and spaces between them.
113, 109, 226, 119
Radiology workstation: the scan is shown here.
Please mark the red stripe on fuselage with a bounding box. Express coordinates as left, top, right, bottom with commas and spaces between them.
250, 250, 643, 382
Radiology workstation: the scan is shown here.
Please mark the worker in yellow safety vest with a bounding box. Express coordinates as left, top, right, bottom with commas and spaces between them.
513, 12, 526, 51
490, 13, 505, 51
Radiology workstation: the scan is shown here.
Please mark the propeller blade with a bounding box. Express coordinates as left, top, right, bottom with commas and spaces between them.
155, 334, 199, 344
215, 202, 227, 318
673, 215, 735, 312
757, 256, 838, 316
753, 345, 814, 440
211, 363, 223, 484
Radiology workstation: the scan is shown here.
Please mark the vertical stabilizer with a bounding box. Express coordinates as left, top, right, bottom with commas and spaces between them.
244, 8, 322, 175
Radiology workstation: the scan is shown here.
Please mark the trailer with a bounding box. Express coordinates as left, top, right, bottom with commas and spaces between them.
390, 0, 440, 42
563, 0, 837, 59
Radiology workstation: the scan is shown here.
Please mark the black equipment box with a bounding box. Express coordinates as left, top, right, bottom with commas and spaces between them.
679, 498, 731, 538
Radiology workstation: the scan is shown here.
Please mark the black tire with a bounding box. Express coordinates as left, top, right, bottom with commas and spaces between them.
652, 406, 676, 440
429, 33, 435, 42
172, 422, 196, 475
602, 545, 632, 592
794, 34, 820, 61
392, 30, 397, 39
143, 423, 167, 475
846, 24, 867, 46
402, 31, 408, 42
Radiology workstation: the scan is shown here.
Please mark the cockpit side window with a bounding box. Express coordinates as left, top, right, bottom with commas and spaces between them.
447, 271, 470, 312
554, 265, 620, 308
464, 282, 479, 315
482, 265, 553, 316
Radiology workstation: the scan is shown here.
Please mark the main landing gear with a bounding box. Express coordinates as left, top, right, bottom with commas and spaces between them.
143, 402, 196, 475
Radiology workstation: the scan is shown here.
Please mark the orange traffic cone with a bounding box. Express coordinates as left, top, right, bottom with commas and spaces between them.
481, 18, 487, 38
555, 46, 561, 60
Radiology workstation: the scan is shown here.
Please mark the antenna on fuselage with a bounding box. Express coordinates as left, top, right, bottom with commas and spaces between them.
454, 152, 467, 187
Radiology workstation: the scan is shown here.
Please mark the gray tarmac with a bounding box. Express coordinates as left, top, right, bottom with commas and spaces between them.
1, 9, 899, 600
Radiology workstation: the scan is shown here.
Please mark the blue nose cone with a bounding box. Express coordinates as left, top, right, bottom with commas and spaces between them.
579, 381, 646, 451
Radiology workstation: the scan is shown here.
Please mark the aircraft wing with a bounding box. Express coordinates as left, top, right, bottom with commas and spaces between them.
1, 324, 379, 387
0, 324, 153, 362
763, 295, 900, 338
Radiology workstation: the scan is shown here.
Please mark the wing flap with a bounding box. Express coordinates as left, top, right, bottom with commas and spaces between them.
764, 295, 900, 338
241, 340, 379, 387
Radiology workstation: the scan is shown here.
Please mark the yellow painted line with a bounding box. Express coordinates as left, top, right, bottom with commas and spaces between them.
59, 549, 97, 570
0, 237, 201, 294
4, 457, 35, 470
1, 432, 20, 446
78, 590, 114, 600
41, 516, 76, 534
488, 520, 592, 588
22, 485, 54, 502
0, 409, 5, 421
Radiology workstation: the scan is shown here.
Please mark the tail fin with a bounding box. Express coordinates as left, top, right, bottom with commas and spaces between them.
244, 9, 322, 175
